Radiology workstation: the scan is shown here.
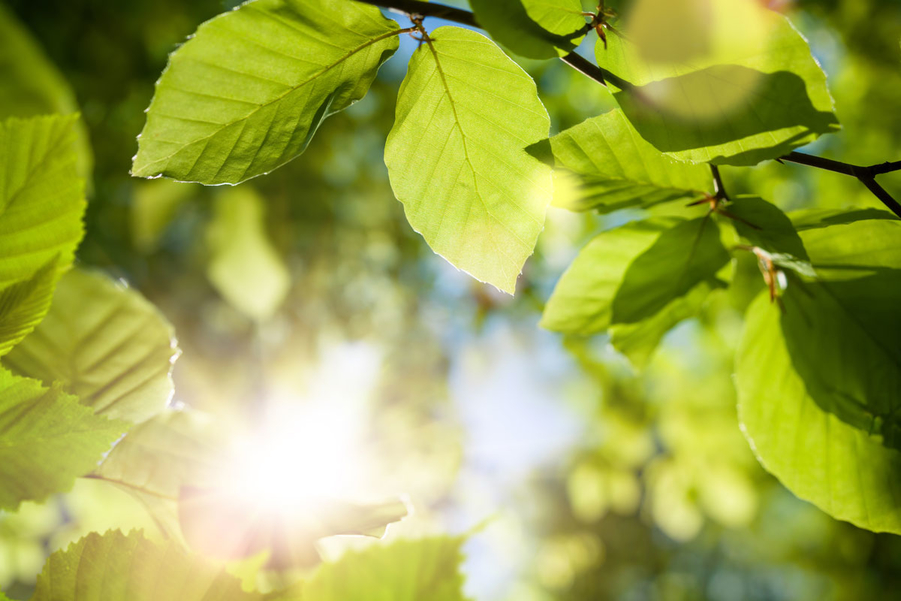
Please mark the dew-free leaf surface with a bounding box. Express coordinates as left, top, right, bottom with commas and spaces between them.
132, 0, 400, 184
385, 26, 553, 294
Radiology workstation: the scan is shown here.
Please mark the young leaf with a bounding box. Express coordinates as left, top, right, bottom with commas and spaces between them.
0, 115, 85, 288
598, 0, 839, 166
385, 26, 553, 294
737, 292, 901, 534
0, 368, 126, 511
0, 258, 58, 357
32, 530, 261, 601
3, 269, 179, 424
268, 537, 468, 601
542, 217, 729, 364
547, 109, 712, 213
0, 4, 93, 179
207, 186, 291, 321
132, 0, 401, 185
470, 0, 585, 60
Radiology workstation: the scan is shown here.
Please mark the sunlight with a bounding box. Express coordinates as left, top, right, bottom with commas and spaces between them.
222, 400, 363, 514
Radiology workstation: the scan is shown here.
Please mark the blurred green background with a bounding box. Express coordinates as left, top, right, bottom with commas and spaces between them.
2, 0, 901, 599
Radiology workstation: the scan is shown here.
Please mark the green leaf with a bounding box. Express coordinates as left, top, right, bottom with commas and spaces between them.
0, 115, 85, 288
385, 26, 553, 294
542, 217, 729, 361
798, 218, 901, 279
0, 258, 58, 357
3, 269, 179, 424
269, 537, 468, 601
609, 281, 715, 368
0, 4, 93, 179
207, 186, 290, 321
737, 292, 901, 534
0, 368, 126, 511
547, 109, 712, 213
598, 0, 839, 166
779, 275, 901, 449
470, 0, 585, 60
93, 409, 218, 540
32, 530, 261, 601
132, 0, 400, 185
725, 196, 816, 277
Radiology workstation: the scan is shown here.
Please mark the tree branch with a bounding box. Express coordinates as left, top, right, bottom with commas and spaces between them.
355, 0, 901, 219
353, 0, 617, 88
780, 152, 901, 218
710, 165, 728, 201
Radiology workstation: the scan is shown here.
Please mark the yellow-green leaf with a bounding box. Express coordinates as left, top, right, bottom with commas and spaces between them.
385, 26, 553, 294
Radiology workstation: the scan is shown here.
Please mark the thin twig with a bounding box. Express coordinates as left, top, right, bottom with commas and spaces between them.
779, 152, 901, 218
710, 165, 728, 201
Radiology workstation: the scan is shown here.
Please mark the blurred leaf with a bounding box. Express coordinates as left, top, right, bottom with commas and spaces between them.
385, 26, 553, 294
470, 0, 584, 59
207, 186, 290, 322
0, 115, 84, 288
93, 409, 218, 540
599, 0, 838, 165
3, 269, 178, 424
32, 530, 260, 600
0, 258, 58, 357
542, 217, 728, 336
131, 179, 197, 253
0, 4, 92, 179
546, 109, 712, 212
132, 0, 400, 184
179, 488, 409, 568
737, 292, 901, 534
0, 368, 126, 511
268, 536, 468, 600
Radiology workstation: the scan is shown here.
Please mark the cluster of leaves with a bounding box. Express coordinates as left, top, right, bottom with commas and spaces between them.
3, 0, 901, 596
0, 3, 469, 598
125, 0, 901, 538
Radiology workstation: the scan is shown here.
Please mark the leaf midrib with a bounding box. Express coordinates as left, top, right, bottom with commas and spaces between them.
137, 26, 404, 173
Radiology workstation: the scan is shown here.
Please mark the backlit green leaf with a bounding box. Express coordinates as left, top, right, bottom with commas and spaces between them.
132, 0, 400, 185
385, 26, 553, 294
0, 368, 126, 511
598, 0, 839, 166
269, 536, 468, 601
207, 186, 290, 321
0, 115, 85, 288
32, 530, 260, 601
737, 292, 901, 534
0, 258, 58, 357
0, 4, 93, 179
798, 217, 901, 279
93, 409, 218, 540
470, 0, 585, 60
3, 269, 179, 424
548, 109, 712, 213
542, 217, 729, 362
